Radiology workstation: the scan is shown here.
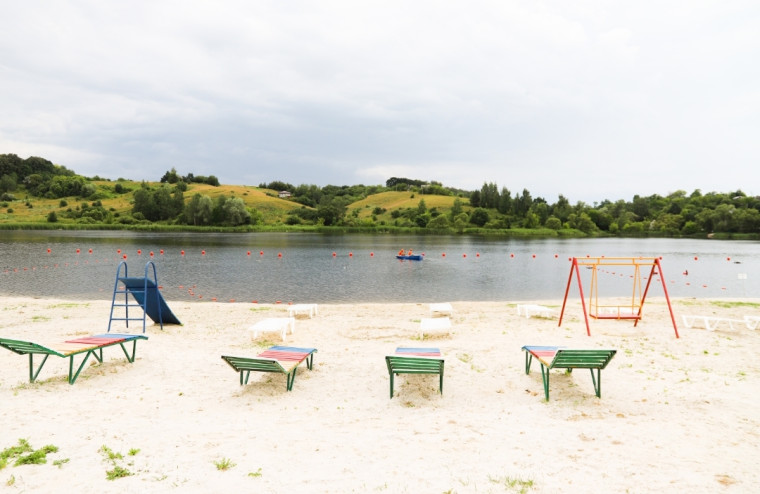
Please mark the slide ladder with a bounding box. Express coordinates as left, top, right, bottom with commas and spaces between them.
108, 261, 181, 333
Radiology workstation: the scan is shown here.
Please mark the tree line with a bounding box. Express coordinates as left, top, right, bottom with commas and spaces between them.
2, 154, 759, 236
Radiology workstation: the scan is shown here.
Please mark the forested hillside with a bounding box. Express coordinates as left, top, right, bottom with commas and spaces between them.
1, 153, 758, 238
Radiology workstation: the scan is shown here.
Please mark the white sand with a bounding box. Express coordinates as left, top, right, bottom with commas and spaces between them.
0, 296, 758, 492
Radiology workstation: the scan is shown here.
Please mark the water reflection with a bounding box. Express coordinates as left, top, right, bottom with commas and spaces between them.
0, 231, 756, 303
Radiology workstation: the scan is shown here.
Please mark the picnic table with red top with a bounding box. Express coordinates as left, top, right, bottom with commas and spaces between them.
258, 345, 317, 368
221, 345, 317, 391
521, 345, 617, 401
0, 333, 148, 384
522, 345, 563, 367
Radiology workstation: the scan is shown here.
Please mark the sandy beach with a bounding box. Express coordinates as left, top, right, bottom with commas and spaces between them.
0, 295, 758, 493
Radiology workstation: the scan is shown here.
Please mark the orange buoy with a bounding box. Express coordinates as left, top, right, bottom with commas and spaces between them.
442, 253, 446, 257
123, 254, 127, 259
137, 249, 142, 255
694, 256, 698, 260
181, 250, 185, 256
201, 250, 206, 255
462, 253, 467, 258
247, 251, 251, 256
76, 248, 80, 254
88, 248, 93, 254
370, 252, 374, 257
160, 249, 164, 255
554, 254, 558, 258
149, 251, 154, 257
117, 249, 121, 254
349, 252, 353, 257
277, 252, 282, 258
332, 252, 336, 257
260, 251, 264, 256
532, 254, 536, 258
47, 248, 51, 253
476, 253, 480, 257
510, 253, 514, 258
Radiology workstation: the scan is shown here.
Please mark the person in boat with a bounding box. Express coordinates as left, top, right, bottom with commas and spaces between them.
407, 249, 413, 256
398, 249, 405, 256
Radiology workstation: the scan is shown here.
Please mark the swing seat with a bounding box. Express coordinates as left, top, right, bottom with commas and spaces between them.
591, 306, 641, 320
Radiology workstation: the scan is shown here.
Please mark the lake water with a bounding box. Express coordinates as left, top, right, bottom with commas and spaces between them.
0, 231, 757, 303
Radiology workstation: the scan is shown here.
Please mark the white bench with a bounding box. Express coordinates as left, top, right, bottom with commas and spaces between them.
249, 317, 296, 341
420, 317, 451, 338
516, 304, 555, 318
744, 316, 760, 330
429, 303, 453, 317
287, 304, 319, 318
681, 315, 749, 331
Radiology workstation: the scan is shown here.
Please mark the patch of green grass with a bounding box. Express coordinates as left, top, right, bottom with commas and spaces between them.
6, 475, 14, 486
99, 445, 123, 461
1, 439, 59, 468
710, 301, 760, 309
488, 474, 535, 493
128, 448, 140, 456
31, 315, 50, 322
47, 302, 90, 309
214, 458, 236, 471
15, 445, 58, 465
99, 445, 134, 480
248, 467, 263, 478
106, 465, 132, 480
53, 458, 70, 468
1, 439, 33, 467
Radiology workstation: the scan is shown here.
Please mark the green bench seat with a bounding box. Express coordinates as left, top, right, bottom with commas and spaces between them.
522, 345, 617, 401
385, 348, 445, 399
0, 334, 147, 385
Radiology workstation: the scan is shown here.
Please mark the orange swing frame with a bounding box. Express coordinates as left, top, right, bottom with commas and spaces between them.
558, 257, 679, 338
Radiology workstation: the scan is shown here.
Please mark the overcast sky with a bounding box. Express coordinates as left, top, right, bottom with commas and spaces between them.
2, 1, 758, 204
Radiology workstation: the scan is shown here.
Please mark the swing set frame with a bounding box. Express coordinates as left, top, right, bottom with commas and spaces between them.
558, 257, 679, 338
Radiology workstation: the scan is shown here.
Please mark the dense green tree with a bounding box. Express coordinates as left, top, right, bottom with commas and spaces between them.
185, 194, 214, 226
469, 208, 490, 227
427, 215, 450, 229
544, 216, 562, 230
449, 198, 463, 220
498, 187, 512, 214
160, 168, 180, 183
224, 197, 251, 226
0, 174, 17, 193
416, 199, 427, 215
